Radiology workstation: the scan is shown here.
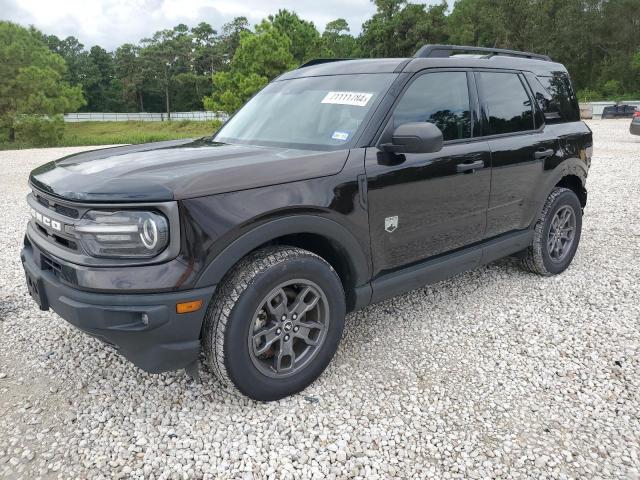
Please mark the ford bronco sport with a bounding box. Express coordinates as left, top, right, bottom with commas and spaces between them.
22, 45, 592, 401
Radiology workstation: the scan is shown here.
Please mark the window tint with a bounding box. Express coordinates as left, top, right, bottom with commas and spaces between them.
477, 72, 534, 135
524, 72, 562, 125
392, 72, 471, 141
536, 73, 580, 122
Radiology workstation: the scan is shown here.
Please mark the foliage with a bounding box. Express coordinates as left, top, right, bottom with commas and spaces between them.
0, 21, 85, 143
233, 21, 297, 79
576, 89, 602, 103
269, 10, 329, 63
2, 0, 640, 145
446, 0, 640, 100
633, 51, 640, 71
204, 72, 268, 115
204, 21, 295, 114
113, 43, 146, 111
322, 19, 358, 58
13, 114, 65, 146
359, 0, 449, 57
1, 120, 222, 150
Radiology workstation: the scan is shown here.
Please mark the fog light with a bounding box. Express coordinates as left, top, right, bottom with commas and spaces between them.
141, 313, 149, 326
176, 300, 203, 314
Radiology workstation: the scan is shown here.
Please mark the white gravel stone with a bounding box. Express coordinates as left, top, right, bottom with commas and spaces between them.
0, 121, 639, 479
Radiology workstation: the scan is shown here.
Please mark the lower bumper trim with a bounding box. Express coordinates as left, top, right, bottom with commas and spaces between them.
21, 244, 216, 373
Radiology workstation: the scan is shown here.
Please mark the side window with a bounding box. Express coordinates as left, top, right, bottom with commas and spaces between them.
536, 73, 580, 122
524, 72, 563, 125
392, 72, 471, 141
477, 72, 534, 135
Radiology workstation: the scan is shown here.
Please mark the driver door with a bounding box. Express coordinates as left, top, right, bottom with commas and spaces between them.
365, 70, 492, 278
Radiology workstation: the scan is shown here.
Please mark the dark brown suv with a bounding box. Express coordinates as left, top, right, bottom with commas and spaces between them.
22, 45, 592, 400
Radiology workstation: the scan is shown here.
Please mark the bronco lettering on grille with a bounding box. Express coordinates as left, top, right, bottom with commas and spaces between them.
30, 207, 62, 232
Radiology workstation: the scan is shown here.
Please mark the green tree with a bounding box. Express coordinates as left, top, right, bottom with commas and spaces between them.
0, 21, 84, 143
114, 43, 146, 111
269, 9, 328, 64
219, 17, 250, 66
204, 21, 296, 114
233, 21, 297, 79
191, 22, 219, 75
322, 19, 358, 58
446, 0, 640, 96
360, 0, 449, 57
83, 45, 120, 111
140, 24, 195, 118
35, 32, 86, 84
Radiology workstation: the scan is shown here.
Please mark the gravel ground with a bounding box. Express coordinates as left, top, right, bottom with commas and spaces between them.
0, 120, 639, 479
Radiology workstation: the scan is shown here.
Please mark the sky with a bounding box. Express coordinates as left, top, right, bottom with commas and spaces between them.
1, 0, 450, 51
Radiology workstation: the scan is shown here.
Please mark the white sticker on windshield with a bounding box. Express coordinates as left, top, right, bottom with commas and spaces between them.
331, 131, 350, 141
322, 91, 373, 107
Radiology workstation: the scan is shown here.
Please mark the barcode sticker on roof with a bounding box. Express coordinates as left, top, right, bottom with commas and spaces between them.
321, 91, 373, 107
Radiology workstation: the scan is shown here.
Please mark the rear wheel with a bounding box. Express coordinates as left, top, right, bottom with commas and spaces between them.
202, 246, 345, 401
521, 187, 582, 275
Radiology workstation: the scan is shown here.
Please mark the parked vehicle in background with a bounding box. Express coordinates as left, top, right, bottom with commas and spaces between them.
601, 104, 638, 119
631, 110, 640, 136
21, 45, 593, 401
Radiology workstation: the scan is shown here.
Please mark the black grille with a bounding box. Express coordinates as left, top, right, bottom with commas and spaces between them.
35, 220, 78, 251
34, 194, 80, 219
36, 195, 49, 208
53, 204, 80, 219
41, 254, 62, 276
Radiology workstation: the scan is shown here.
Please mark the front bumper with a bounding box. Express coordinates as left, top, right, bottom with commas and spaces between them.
21, 240, 216, 373
631, 121, 640, 136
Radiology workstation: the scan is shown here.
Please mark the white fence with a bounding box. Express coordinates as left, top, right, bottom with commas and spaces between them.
63, 111, 227, 122
579, 101, 640, 119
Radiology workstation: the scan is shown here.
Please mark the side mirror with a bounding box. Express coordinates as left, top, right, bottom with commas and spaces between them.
380, 122, 444, 154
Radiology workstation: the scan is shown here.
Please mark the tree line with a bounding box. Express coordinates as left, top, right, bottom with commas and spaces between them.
1, 0, 639, 144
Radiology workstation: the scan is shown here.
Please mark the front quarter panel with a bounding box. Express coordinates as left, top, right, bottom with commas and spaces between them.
181, 149, 370, 288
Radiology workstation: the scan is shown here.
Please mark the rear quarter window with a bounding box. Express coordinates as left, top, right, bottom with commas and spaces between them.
534, 73, 580, 123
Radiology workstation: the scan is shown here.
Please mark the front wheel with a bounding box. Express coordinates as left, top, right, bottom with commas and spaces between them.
202, 246, 346, 401
521, 187, 582, 275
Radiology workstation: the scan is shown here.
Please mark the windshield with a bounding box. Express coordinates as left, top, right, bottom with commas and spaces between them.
214, 73, 397, 150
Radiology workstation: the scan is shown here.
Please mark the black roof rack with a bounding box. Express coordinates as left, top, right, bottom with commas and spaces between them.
299, 58, 350, 68
414, 44, 551, 62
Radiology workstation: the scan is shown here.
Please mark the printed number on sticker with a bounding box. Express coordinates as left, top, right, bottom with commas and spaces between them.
322, 91, 373, 107
331, 131, 349, 141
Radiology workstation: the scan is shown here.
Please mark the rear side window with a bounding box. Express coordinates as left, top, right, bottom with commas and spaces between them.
392, 72, 472, 141
535, 73, 580, 122
477, 72, 534, 135
524, 72, 562, 125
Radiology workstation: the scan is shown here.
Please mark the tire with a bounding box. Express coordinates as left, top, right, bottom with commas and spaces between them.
521, 187, 582, 276
202, 246, 346, 401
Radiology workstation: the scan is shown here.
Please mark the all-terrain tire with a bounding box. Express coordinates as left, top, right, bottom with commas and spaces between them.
521, 187, 582, 276
202, 246, 345, 401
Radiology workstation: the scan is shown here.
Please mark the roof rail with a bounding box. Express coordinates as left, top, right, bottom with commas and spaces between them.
414, 44, 551, 62
299, 58, 350, 69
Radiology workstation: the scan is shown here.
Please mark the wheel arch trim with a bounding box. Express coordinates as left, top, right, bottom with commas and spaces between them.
532, 158, 588, 221
194, 215, 371, 294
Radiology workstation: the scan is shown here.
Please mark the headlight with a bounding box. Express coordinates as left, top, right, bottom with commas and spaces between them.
75, 210, 169, 258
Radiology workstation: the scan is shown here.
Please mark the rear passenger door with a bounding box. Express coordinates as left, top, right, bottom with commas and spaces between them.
475, 70, 559, 237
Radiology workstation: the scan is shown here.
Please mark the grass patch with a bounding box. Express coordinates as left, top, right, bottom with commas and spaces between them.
1, 120, 222, 150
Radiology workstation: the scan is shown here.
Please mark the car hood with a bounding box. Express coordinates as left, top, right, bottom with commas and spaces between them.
30, 137, 349, 202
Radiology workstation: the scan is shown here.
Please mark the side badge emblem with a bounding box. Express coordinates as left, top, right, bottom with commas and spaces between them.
385, 216, 398, 233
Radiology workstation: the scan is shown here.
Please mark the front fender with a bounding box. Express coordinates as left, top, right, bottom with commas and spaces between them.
193, 215, 370, 290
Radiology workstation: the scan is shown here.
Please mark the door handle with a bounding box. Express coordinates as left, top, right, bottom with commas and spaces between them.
534, 148, 555, 160
456, 160, 484, 173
